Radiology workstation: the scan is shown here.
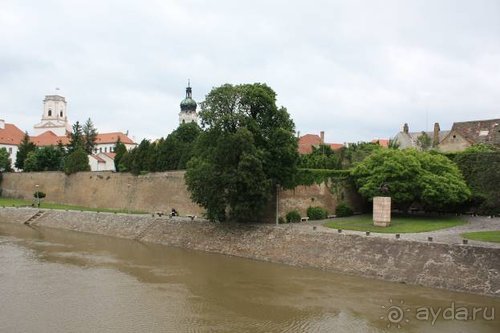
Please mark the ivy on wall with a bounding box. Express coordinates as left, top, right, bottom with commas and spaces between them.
294, 168, 350, 186
454, 152, 500, 215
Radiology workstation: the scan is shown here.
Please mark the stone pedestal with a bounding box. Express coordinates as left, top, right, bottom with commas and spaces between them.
373, 196, 391, 227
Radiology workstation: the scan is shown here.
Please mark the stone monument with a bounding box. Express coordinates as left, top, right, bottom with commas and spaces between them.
373, 197, 391, 227
373, 183, 391, 227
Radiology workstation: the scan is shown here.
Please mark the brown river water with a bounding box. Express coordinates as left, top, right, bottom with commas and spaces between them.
0, 222, 498, 333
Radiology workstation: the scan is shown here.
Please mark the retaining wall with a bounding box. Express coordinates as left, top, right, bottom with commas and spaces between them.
0, 207, 498, 297
1, 171, 362, 220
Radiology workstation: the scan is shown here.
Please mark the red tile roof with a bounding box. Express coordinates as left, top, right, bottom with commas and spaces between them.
91, 154, 106, 163
298, 134, 322, 154
0, 123, 25, 145
30, 131, 134, 147
95, 132, 134, 144
30, 131, 69, 146
371, 139, 390, 148
102, 152, 116, 160
329, 143, 344, 150
298, 133, 344, 154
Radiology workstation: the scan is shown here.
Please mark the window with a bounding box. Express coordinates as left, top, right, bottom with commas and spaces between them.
8, 148, 12, 155
48, 109, 52, 116
99, 148, 102, 153
104, 147, 107, 153
60, 111, 63, 117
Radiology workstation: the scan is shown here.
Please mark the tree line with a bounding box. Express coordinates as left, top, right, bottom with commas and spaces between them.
113, 122, 201, 174
15, 118, 97, 174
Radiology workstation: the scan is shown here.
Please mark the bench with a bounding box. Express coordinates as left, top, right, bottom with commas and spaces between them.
187, 215, 196, 221
301, 216, 309, 222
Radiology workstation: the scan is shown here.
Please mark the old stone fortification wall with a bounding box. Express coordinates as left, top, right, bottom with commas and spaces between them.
1, 171, 362, 220
1, 171, 205, 215
1, 207, 498, 297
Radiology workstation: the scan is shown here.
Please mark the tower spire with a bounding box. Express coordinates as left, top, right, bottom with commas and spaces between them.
186, 79, 192, 99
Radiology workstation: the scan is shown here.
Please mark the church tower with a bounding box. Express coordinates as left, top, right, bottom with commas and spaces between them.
179, 81, 198, 124
33, 94, 72, 136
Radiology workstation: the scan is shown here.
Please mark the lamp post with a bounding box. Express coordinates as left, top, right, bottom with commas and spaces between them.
275, 184, 279, 226
127, 183, 131, 214
35, 184, 40, 208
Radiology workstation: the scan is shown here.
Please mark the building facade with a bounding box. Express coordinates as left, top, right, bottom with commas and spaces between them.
393, 119, 500, 152
33, 95, 72, 136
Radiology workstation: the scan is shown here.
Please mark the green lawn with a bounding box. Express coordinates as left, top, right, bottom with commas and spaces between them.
324, 214, 466, 233
461, 231, 500, 243
0, 197, 146, 214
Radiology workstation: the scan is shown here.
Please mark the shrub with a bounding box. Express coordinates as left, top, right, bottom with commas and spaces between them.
33, 191, 46, 199
286, 210, 301, 223
335, 202, 353, 217
278, 217, 286, 224
307, 206, 328, 220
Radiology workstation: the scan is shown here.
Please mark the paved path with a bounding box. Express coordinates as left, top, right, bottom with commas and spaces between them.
296, 216, 500, 249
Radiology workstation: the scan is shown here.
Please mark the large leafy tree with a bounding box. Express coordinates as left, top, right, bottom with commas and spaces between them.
351, 149, 471, 212
23, 146, 64, 172
63, 148, 90, 174
185, 83, 299, 222
15, 132, 37, 170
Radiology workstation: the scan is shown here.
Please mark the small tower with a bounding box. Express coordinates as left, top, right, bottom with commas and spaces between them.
33, 94, 72, 136
179, 81, 198, 125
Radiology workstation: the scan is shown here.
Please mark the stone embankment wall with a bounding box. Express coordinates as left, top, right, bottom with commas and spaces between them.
1, 171, 362, 219
1, 207, 498, 297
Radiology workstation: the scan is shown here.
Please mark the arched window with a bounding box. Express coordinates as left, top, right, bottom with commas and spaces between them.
48, 109, 52, 116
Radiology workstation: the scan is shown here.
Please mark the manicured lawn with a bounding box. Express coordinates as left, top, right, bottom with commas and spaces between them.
461, 231, 500, 243
0, 197, 146, 214
324, 214, 466, 233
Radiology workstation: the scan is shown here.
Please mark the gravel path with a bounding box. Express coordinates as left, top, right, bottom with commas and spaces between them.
297, 215, 500, 249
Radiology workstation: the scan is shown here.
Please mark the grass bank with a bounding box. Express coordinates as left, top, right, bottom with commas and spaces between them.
461, 231, 500, 243
324, 214, 466, 233
0, 197, 146, 214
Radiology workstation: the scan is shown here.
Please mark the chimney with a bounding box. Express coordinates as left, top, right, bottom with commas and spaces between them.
403, 123, 409, 134
433, 122, 440, 147
0, 119, 5, 130
297, 131, 300, 138
320, 131, 325, 144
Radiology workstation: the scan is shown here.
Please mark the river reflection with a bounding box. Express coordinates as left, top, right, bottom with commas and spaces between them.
0, 222, 498, 332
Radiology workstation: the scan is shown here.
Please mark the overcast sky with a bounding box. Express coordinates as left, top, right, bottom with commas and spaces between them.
1, 0, 499, 144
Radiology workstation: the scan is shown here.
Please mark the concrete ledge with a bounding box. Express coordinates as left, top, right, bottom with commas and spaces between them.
0, 207, 498, 297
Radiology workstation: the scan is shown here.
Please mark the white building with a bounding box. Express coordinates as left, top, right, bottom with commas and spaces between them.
29, 94, 137, 171
33, 95, 72, 136
89, 152, 116, 171
0, 119, 25, 170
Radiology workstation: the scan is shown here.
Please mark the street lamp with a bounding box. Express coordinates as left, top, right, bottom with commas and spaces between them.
127, 183, 131, 214
275, 184, 279, 226
35, 184, 40, 208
